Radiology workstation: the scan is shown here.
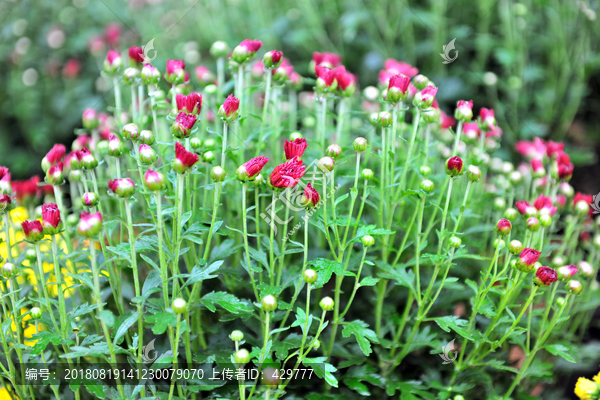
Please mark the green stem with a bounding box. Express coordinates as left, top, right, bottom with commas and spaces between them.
221, 122, 228, 168
53, 184, 73, 254
124, 200, 143, 364
393, 108, 420, 203
113, 76, 122, 126
168, 313, 182, 400
242, 183, 260, 302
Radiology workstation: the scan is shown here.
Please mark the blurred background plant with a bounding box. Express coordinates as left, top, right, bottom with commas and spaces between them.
1, 0, 600, 185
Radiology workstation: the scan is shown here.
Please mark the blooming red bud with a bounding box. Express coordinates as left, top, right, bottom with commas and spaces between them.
284, 138, 308, 160
82, 108, 99, 130
534, 266, 558, 286
46, 162, 65, 185
141, 63, 160, 85
176, 93, 202, 115
128, 46, 144, 65
138, 144, 157, 165
526, 217, 540, 231
301, 183, 320, 208
219, 95, 240, 123
43, 144, 66, 171
231, 39, 262, 64
104, 50, 122, 74
386, 74, 410, 103
530, 158, 545, 178
0, 194, 11, 212
413, 86, 438, 109
78, 148, 98, 170
108, 135, 125, 157
479, 108, 496, 131
270, 158, 306, 188
173, 142, 199, 174
516, 248, 541, 273
263, 50, 283, 69
164, 59, 186, 84
557, 265, 578, 282
455, 100, 473, 122
42, 203, 61, 235
82, 192, 99, 208
22, 220, 44, 242
171, 112, 197, 139
236, 156, 269, 182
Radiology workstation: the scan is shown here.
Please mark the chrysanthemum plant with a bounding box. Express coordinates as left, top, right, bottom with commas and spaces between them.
0, 41, 598, 400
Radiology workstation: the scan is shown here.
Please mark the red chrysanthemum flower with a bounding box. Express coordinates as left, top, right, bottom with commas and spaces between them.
42, 203, 61, 229
239, 39, 262, 52
173, 142, 199, 173
534, 266, 558, 286
546, 140, 565, 158
303, 183, 320, 207
45, 144, 66, 165
166, 59, 185, 75
129, 46, 144, 64
312, 52, 342, 68
533, 195, 557, 216
284, 138, 308, 160
176, 92, 202, 115
12, 176, 40, 202
22, 220, 44, 242
270, 157, 306, 188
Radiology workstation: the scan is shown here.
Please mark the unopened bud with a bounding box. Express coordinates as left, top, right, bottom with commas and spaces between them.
230, 330, 244, 342
30, 307, 43, 320
509, 240, 523, 255
172, 298, 187, 314
361, 235, 375, 247
261, 295, 277, 312
361, 169, 374, 180
504, 208, 518, 221
303, 269, 318, 283
448, 236, 462, 248
319, 296, 334, 311
210, 166, 226, 182
420, 180, 434, 193
353, 137, 368, 153
234, 348, 250, 365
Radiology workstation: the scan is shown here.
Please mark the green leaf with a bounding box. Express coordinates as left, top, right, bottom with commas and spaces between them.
69, 303, 98, 322
351, 225, 395, 243
142, 270, 162, 296
180, 261, 222, 291
201, 291, 253, 314
359, 277, 379, 287
377, 263, 415, 295
433, 316, 475, 341
272, 333, 303, 360
248, 247, 269, 270
113, 312, 139, 345
99, 310, 115, 328
342, 320, 379, 356
303, 357, 338, 388
145, 312, 177, 335
309, 258, 345, 289
545, 343, 577, 363
30, 331, 63, 356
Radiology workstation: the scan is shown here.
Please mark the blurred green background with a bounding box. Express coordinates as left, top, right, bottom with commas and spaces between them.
1, 0, 600, 190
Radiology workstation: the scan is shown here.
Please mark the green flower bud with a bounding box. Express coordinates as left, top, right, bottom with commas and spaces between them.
289, 131, 303, 141
575, 200, 590, 216
420, 180, 435, 193
467, 165, 481, 182
172, 298, 187, 314
555, 296, 566, 307
504, 208, 518, 221
326, 144, 342, 159
361, 235, 375, 247
493, 197, 506, 211
317, 156, 335, 173
566, 280, 582, 295
494, 239, 505, 250
123, 67, 140, 85
138, 145, 157, 165
234, 348, 250, 365
312, 339, 321, 349
210, 41, 230, 58
539, 214, 552, 228
261, 295, 277, 312
448, 236, 462, 248
2, 263, 16, 278
204, 84, 217, 96
30, 307, 43, 320
526, 217, 540, 232
138, 130, 155, 145
26, 248, 37, 262
122, 123, 139, 140
210, 166, 226, 182
303, 269, 318, 283
377, 111, 393, 128
361, 169, 374, 180
419, 166, 432, 177
353, 137, 368, 153
190, 138, 202, 150
319, 296, 334, 311
509, 240, 523, 255
230, 330, 244, 342
203, 151, 215, 163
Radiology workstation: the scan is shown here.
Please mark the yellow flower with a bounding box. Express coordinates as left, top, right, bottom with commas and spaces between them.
594, 372, 600, 385
0, 387, 18, 400
575, 377, 600, 400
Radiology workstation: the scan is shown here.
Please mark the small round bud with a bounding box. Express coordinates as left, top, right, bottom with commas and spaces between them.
262, 368, 279, 389
353, 137, 368, 153
234, 348, 250, 365
319, 296, 334, 311
190, 138, 202, 150
551, 256, 564, 268
448, 236, 462, 248
495, 219, 512, 236
504, 208, 518, 221
494, 239, 505, 250
262, 50, 283, 69
559, 182, 574, 197
509, 171, 523, 186
326, 144, 342, 159
594, 235, 600, 249
2, 263, 16, 278
230, 330, 244, 342
454, 396, 465, 400
210, 166, 226, 182
317, 156, 335, 172
122, 123, 139, 140
361, 169, 374, 180
253, 174, 265, 186
377, 111, 393, 128
138, 145, 157, 165
203, 151, 215, 163
555, 296, 566, 307
123, 67, 140, 85
108, 137, 125, 157
30, 307, 43, 320
419, 166, 432, 177
312, 339, 321, 349
82, 192, 99, 208
493, 197, 506, 211
210, 41, 230, 58
566, 280, 583, 295
261, 295, 277, 312
172, 298, 187, 314
420, 180, 434, 193
289, 131, 303, 141
575, 200, 590, 216
108, 178, 136, 198
302, 269, 318, 284
361, 235, 375, 247
413, 74, 429, 90
526, 217, 540, 232
138, 130, 155, 145
445, 156, 464, 177
579, 261, 595, 279
205, 85, 218, 96
465, 165, 481, 182
144, 170, 167, 192
509, 240, 523, 255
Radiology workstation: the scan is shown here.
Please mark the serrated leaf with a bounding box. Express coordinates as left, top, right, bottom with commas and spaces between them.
145, 312, 177, 335
303, 357, 338, 388
433, 316, 475, 341
545, 343, 577, 363
359, 277, 379, 287
201, 291, 253, 314
113, 312, 139, 345
342, 320, 379, 356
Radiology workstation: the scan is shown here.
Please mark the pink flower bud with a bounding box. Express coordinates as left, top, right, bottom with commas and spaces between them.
445, 156, 464, 177
173, 142, 199, 174
284, 138, 308, 160
128, 46, 144, 65
138, 144, 157, 164
104, 50, 122, 74
533, 194, 557, 216
515, 200, 537, 217
263, 50, 283, 69
42, 203, 61, 235
270, 158, 306, 188
141, 63, 160, 85
165, 59, 186, 84
22, 220, 44, 243
0, 194, 11, 212
82, 192, 99, 208
530, 158, 545, 178
46, 162, 65, 185
455, 100, 473, 122
312, 52, 342, 69
218, 95, 240, 122
556, 153, 573, 180
82, 108, 99, 130
333, 66, 356, 97
144, 170, 167, 192
108, 178, 136, 198
413, 86, 438, 109
194, 66, 215, 85
479, 108, 496, 131
108, 134, 124, 157
495, 219, 512, 236
557, 265, 578, 281
546, 140, 564, 158
236, 156, 269, 182
315, 65, 337, 92
171, 112, 197, 139
386, 74, 410, 103
515, 248, 541, 272
44, 144, 66, 167
78, 147, 98, 169
462, 122, 480, 143
534, 266, 558, 286
301, 183, 320, 208
231, 39, 262, 64
77, 212, 103, 238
